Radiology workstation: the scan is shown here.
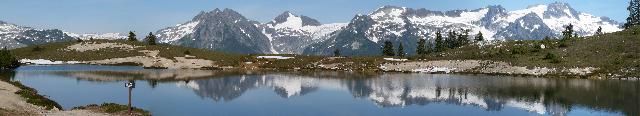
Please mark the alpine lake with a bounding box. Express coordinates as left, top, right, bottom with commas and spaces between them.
2, 65, 637, 116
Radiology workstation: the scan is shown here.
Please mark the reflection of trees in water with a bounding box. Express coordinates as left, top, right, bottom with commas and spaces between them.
16, 68, 635, 116
344, 74, 638, 116
186, 73, 637, 115
0, 70, 16, 81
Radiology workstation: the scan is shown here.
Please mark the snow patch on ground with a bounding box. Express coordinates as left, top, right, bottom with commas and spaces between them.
411, 67, 457, 73
383, 58, 408, 61
257, 56, 295, 60
566, 67, 598, 75
20, 59, 82, 65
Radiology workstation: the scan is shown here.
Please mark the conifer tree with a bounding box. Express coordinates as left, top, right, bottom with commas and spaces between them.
425, 41, 433, 54
382, 41, 395, 56
446, 30, 457, 49
333, 48, 341, 57
562, 24, 574, 41
416, 38, 427, 55
397, 43, 405, 57
145, 32, 157, 45
475, 32, 484, 42
89, 37, 94, 41
595, 26, 603, 35
434, 31, 445, 52
625, 0, 640, 29
457, 29, 470, 47
127, 31, 137, 41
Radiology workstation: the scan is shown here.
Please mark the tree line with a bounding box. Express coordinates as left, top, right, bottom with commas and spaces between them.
379, 29, 484, 57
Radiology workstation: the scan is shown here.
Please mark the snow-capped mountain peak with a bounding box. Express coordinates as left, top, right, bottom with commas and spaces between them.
260, 11, 346, 54
269, 11, 322, 30
545, 2, 580, 19
0, 20, 74, 49
370, 5, 408, 23
304, 2, 622, 56
272, 12, 305, 29
499, 2, 620, 35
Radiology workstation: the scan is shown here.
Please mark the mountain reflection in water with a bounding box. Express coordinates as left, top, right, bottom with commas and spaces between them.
6, 65, 638, 116
175, 74, 636, 116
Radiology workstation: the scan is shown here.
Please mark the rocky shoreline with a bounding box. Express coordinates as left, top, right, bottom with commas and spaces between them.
14, 41, 638, 79
19, 58, 618, 79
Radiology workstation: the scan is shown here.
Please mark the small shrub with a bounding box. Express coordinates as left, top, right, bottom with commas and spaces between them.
0, 48, 20, 70
558, 41, 569, 48
32, 46, 43, 52
544, 52, 561, 63
184, 50, 191, 55
511, 46, 527, 55
531, 44, 542, 52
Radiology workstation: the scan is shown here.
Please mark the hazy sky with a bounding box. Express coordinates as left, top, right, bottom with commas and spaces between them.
0, 0, 629, 34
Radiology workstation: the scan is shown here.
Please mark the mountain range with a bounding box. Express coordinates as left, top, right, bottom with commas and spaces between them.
0, 21, 75, 49
304, 2, 621, 56
0, 2, 622, 56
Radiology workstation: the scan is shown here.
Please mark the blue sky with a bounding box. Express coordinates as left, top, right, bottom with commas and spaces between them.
0, 0, 629, 34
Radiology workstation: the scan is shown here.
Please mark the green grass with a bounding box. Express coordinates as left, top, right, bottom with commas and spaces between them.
414, 27, 640, 77
72, 103, 151, 116
11, 40, 247, 67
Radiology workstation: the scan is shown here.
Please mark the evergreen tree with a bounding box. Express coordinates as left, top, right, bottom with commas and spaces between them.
562, 24, 574, 41
127, 31, 137, 41
595, 26, 603, 35
333, 48, 341, 57
475, 32, 484, 42
0, 47, 20, 70
446, 30, 457, 49
425, 41, 433, 54
457, 29, 470, 47
382, 41, 395, 56
434, 31, 445, 52
397, 43, 405, 57
89, 37, 94, 41
625, 0, 640, 29
416, 38, 427, 55
145, 32, 157, 45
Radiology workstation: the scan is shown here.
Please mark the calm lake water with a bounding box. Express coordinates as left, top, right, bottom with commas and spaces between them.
2, 65, 638, 116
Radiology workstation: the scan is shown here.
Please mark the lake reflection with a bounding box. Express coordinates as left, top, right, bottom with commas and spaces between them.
4, 65, 638, 116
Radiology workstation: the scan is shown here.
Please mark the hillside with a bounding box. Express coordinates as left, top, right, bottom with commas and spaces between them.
11, 40, 247, 68
414, 27, 640, 77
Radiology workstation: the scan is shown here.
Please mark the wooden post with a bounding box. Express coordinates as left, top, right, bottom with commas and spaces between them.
126, 80, 135, 114
128, 87, 132, 114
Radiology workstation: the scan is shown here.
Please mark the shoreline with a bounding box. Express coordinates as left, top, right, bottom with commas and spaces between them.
16, 62, 640, 81
11, 39, 639, 79
0, 71, 150, 116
